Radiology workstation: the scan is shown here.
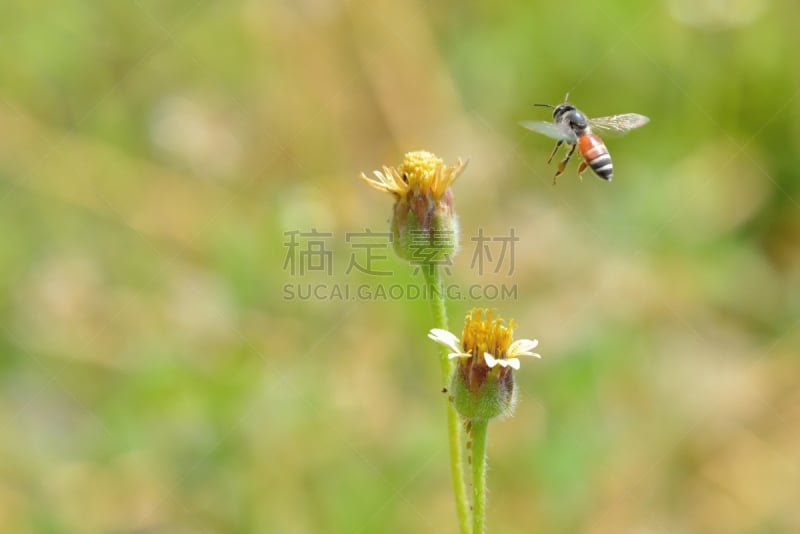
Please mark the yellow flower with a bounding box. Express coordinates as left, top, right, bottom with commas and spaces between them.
428, 309, 540, 421
360, 151, 467, 264
359, 150, 467, 200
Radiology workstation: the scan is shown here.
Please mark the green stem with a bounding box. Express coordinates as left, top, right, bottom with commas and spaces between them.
423, 265, 471, 534
471, 419, 489, 534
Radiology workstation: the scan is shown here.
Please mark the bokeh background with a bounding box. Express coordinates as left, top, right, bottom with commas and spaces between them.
1, 0, 799, 532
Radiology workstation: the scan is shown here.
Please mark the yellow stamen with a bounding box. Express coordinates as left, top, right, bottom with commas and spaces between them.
461, 308, 516, 362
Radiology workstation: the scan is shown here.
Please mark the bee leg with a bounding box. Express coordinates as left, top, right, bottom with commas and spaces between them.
547, 140, 563, 164
553, 143, 577, 185
577, 161, 588, 183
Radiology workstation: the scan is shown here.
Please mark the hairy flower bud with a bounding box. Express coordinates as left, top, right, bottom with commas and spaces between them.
360, 151, 466, 264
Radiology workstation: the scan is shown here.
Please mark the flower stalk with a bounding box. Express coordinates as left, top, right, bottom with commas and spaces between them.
423, 265, 471, 534
470, 419, 489, 534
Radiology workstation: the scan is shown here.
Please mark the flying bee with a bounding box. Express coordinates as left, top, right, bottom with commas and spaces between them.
520, 94, 649, 184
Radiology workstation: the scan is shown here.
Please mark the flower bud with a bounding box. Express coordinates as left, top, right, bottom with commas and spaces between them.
451, 357, 516, 421
360, 151, 466, 264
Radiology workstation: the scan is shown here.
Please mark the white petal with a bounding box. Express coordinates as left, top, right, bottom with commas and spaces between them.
509, 338, 538, 355
506, 358, 521, 370
448, 352, 471, 360
514, 350, 542, 359
484, 352, 499, 368
427, 329, 462, 354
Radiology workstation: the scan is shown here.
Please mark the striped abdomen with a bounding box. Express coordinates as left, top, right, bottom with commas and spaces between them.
578, 133, 613, 180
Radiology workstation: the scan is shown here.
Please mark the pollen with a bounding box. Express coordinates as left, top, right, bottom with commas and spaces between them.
461, 308, 516, 361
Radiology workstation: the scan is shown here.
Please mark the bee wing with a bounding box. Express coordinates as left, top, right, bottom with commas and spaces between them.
589, 113, 649, 137
519, 120, 577, 143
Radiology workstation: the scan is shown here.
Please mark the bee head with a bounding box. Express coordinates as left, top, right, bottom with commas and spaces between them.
553, 104, 576, 121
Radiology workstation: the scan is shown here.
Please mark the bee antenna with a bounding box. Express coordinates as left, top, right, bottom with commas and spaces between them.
533, 103, 554, 108
563, 92, 570, 103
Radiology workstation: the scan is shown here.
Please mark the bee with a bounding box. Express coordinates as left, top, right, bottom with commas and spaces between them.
520, 94, 649, 184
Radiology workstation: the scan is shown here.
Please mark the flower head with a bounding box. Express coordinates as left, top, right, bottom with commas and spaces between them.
360, 150, 466, 200
428, 308, 540, 421
360, 151, 467, 264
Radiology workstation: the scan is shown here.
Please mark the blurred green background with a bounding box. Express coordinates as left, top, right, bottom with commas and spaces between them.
1, 0, 799, 532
